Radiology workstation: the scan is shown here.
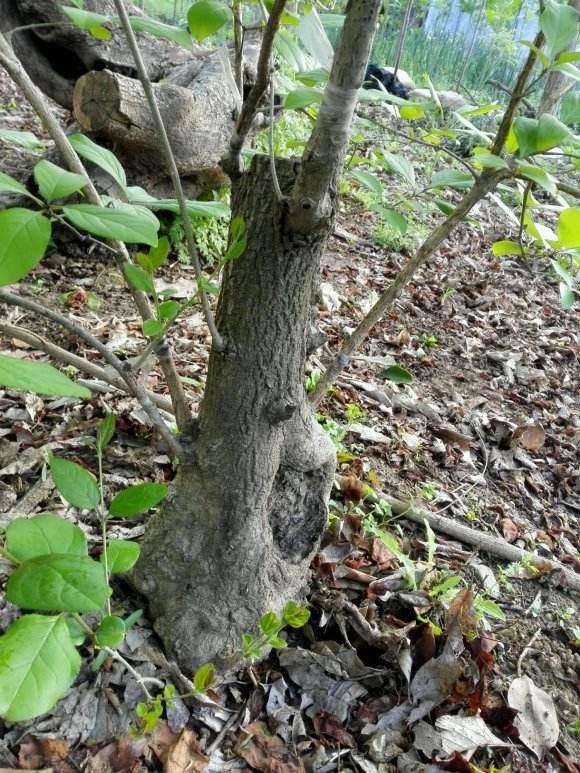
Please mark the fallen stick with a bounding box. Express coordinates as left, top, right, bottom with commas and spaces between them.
383, 494, 580, 593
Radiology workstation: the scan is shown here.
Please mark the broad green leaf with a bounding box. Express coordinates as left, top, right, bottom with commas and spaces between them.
95, 615, 125, 647
159, 300, 182, 320
149, 236, 170, 270
260, 612, 282, 637
193, 662, 215, 693
97, 413, 116, 451
34, 160, 86, 202
516, 163, 557, 194
104, 539, 141, 573
223, 239, 247, 262
61, 5, 110, 28
0, 615, 80, 722
428, 169, 474, 190
68, 134, 127, 190
557, 51, 580, 63
296, 67, 329, 87
0, 129, 45, 151
513, 114, 571, 157
560, 284, 576, 309
282, 601, 310, 628
540, 0, 578, 57
0, 355, 90, 398
400, 104, 425, 121
472, 151, 509, 170
492, 240, 523, 256
474, 596, 505, 620
187, 0, 231, 41
379, 152, 415, 186
127, 187, 230, 219
551, 259, 573, 286
284, 88, 323, 110
128, 16, 193, 49
556, 207, 580, 248
143, 319, 163, 338
382, 364, 414, 384
268, 635, 287, 649
351, 169, 383, 196
458, 102, 501, 117
550, 62, 580, 81
6, 554, 111, 612
109, 482, 168, 517
0, 208, 51, 285
6, 514, 87, 561
297, 9, 334, 68
123, 262, 155, 294
0, 171, 31, 198
380, 207, 408, 235
62, 203, 159, 246
50, 455, 100, 510
434, 199, 455, 215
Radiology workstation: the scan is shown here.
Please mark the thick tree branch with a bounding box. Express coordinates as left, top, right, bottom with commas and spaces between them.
0, 290, 182, 456
224, 0, 288, 176
0, 322, 174, 413
112, 0, 224, 359
0, 30, 190, 430
310, 170, 507, 403
289, 0, 383, 233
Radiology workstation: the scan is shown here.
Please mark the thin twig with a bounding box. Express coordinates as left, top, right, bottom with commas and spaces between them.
517, 181, 533, 258
112, 0, 224, 356
0, 290, 182, 456
0, 322, 174, 413
517, 629, 542, 677
104, 647, 165, 701
269, 75, 283, 202
225, 0, 288, 176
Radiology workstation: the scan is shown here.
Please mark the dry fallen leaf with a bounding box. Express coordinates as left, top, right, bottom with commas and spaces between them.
511, 424, 545, 452
500, 517, 519, 543
507, 675, 559, 760
234, 721, 305, 772
165, 728, 209, 773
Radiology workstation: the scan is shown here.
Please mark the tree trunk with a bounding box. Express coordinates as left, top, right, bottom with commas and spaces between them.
131, 156, 336, 669
538, 0, 580, 115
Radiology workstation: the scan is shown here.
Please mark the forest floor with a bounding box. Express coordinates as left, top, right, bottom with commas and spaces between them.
0, 66, 579, 773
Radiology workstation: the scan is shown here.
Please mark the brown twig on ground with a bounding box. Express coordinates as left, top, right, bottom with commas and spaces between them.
0, 290, 182, 456
0, 322, 174, 414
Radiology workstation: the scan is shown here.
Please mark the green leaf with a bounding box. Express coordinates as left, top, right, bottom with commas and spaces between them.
187, 0, 231, 41
382, 364, 414, 384
516, 163, 557, 194
61, 5, 110, 30
556, 207, 580, 248
428, 169, 474, 190
471, 151, 509, 170
142, 319, 164, 338
297, 9, 334, 69
0, 615, 80, 722
128, 16, 193, 49
434, 199, 455, 215
68, 134, 127, 190
0, 355, 90, 398
223, 239, 247, 262
560, 283, 576, 309
474, 596, 505, 621
123, 262, 155, 294
380, 207, 408, 235
0, 208, 51, 286
296, 67, 329, 87
550, 62, 580, 81
492, 240, 524, 256
109, 482, 168, 518
284, 88, 323, 110
148, 236, 170, 270
0, 129, 45, 151
127, 188, 230, 219
424, 518, 436, 565
6, 514, 87, 561
97, 413, 116, 451
282, 601, 310, 628
351, 169, 383, 196
159, 300, 182, 321
540, 0, 578, 57
61, 203, 159, 246
193, 662, 215, 693
400, 104, 425, 121
259, 612, 282, 637
513, 114, 571, 157
95, 615, 125, 647
104, 539, 141, 573
50, 455, 100, 511
33, 160, 86, 202
6, 555, 111, 613
0, 171, 31, 198
379, 152, 415, 186
268, 635, 288, 649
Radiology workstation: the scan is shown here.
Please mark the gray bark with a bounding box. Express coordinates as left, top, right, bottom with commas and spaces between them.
131, 156, 336, 668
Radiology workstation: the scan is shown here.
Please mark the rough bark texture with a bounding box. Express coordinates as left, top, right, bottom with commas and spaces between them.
131, 156, 336, 669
